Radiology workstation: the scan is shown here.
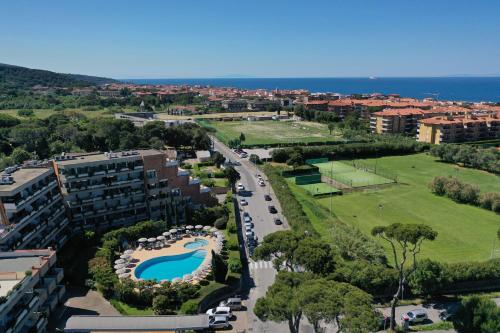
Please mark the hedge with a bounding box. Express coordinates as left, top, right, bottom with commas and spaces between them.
261, 164, 317, 235
272, 140, 429, 162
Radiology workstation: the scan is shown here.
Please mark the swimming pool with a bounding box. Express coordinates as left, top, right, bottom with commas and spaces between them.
184, 238, 209, 249
134, 250, 207, 281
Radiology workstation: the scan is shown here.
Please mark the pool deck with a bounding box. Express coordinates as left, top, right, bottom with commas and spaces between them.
128, 235, 216, 281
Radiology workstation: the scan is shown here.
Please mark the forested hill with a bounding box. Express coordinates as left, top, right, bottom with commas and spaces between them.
0, 63, 117, 90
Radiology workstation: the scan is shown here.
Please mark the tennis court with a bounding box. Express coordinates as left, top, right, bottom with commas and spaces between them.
314, 161, 394, 187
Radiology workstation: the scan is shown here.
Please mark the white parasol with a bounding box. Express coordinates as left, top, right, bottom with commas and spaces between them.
114, 258, 126, 264
195, 225, 203, 229
118, 272, 130, 279
124, 249, 134, 255
148, 238, 156, 243
138, 238, 147, 243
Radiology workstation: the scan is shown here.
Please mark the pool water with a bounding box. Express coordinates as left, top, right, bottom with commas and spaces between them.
134, 250, 207, 281
184, 238, 209, 249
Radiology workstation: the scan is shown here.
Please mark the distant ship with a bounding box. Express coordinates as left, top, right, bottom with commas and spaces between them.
369, 76, 377, 80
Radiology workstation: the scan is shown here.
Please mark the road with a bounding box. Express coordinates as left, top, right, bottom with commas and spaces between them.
212, 137, 302, 333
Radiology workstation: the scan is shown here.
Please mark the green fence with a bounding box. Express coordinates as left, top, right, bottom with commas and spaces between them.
305, 157, 329, 165
295, 173, 322, 185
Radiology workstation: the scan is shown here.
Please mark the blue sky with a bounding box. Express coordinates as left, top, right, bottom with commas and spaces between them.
1, 0, 499, 78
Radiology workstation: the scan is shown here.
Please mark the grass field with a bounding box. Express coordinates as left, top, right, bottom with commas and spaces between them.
289, 153, 500, 263
295, 181, 341, 196
203, 120, 342, 145
314, 161, 394, 187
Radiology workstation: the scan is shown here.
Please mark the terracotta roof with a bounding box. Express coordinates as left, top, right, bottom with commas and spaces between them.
372, 108, 432, 117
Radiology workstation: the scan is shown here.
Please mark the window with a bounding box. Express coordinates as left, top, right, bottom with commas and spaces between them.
146, 170, 157, 179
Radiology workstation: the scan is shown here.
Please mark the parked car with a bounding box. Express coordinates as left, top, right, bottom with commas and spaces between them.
237, 183, 244, 191
245, 225, 253, 233
240, 198, 248, 206
209, 315, 230, 329
206, 306, 233, 319
258, 180, 265, 187
273, 217, 282, 225
401, 309, 428, 324
243, 211, 250, 217
244, 216, 252, 223
244, 222, 254, 228
264, 194, 272, 201
245, 231, 255, 240
268, 205, 277, 214
219, 297, 243, 310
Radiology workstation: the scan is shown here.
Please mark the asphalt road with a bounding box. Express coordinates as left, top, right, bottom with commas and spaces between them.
212, 137, 297, 333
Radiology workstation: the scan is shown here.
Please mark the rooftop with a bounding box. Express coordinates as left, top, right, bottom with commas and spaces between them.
55, 149, 163, 166
64, 315, 210, 332
0, 167, 51, 194
0, 249, 53, 297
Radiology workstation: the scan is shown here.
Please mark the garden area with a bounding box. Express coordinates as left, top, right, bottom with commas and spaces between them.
185, 160, 228, 188
200, 119, 342, 146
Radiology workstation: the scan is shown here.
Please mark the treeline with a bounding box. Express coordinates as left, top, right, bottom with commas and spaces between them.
0, 63, 115, 91
0, 113, 211, 169
0, 91, 191, 110
429, 176, 500, 213
271, 136, 429, 163
333, 257, 500, 297
430, 143, 499, 174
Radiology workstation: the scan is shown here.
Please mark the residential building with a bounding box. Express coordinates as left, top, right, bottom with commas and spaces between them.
0, 249, 65, 333
221, 99, 248, 112
304, 100, 329, 111
97, 90, 121, 98
370, 108, 443, 135
0, 166, 69, 252
114, 112, 156, 127
54, 150, 212, 231
246, 99, 280, 111
418, 114, 500, 144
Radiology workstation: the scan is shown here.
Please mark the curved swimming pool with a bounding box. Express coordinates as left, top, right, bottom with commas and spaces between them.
134, 250, 207, 281
184, 238, 209, 250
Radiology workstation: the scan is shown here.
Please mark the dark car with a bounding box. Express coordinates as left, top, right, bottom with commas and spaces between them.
273, 218, 282, 225
268, 205, 277, 214
264, 194, 272, 201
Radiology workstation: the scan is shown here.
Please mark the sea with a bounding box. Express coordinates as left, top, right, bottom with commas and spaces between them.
126, 77, 500, 103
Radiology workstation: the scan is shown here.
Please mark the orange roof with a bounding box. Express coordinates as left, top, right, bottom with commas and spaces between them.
372, 108, 431, 117
305, 100, 329, 105
420, 115, 499, 126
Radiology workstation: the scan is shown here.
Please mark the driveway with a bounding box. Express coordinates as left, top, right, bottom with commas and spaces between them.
49, 286, 120, 332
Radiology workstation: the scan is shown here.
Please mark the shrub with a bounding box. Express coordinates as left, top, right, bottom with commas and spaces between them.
152, 295, 175, 315
17, 109, 34, 117
228, 257, 242, 273
429, 176, 499, 212
214, 215, 228, 229
408, 259, 445, 295
180, 299, 199, 314
226, 236, 239, 251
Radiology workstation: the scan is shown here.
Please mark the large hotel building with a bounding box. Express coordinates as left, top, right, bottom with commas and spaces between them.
0, 149, 212, 251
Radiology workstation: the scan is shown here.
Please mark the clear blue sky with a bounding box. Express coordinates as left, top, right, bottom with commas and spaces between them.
1, 0, 499, 78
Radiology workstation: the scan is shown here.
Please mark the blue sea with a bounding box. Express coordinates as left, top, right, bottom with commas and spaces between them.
126, 77, 500, 102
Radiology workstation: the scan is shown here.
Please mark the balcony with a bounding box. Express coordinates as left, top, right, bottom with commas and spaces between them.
35, 288, 48, 304
43, 277, 56, 295
56, 284, 66, 301
36, 316, 48, 332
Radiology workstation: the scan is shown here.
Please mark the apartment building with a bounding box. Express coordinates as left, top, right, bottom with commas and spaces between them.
0, 249, 65, 333
247, 99, 280, 111
304, 100, 329, 111
0, 166, 69, 252
54, 149, 212, 231
221, 99, 248, 112
418, 114, 500, 144
370, 108, 444, 135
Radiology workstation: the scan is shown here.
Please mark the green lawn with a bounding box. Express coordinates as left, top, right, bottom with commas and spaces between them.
203, 120, 342, 145
314, 161, 394, 187
291, 153, 500, 263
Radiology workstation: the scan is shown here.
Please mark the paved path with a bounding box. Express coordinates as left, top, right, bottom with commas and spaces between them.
50, 286, 119, 332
